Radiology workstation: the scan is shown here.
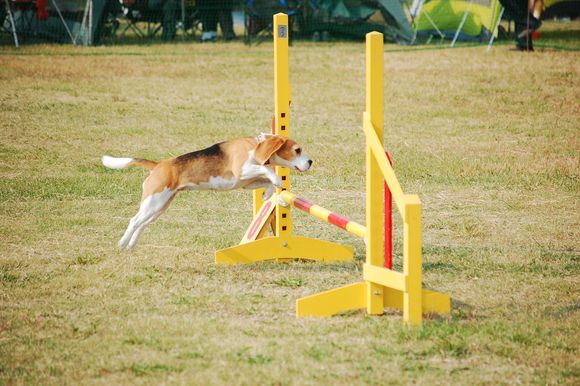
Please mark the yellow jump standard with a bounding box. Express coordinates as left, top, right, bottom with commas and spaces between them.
295, 32, 450, 326
214, 13, 354, 265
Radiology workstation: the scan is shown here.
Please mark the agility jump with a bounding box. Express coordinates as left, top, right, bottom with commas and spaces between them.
216, 13, 450, 325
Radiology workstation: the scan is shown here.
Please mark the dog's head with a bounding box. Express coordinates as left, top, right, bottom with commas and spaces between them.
254, 135, 312, 172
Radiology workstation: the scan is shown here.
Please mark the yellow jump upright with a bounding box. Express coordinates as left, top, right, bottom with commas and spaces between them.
214, 13, 354, 265
295, 32, 451, 325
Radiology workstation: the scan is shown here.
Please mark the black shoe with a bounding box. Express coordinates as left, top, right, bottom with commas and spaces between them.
517, 16, 542, 40
223, 31, 236, 41
515, 16, 540, 52
515, 42, 534, 51
515, 31, 534, 51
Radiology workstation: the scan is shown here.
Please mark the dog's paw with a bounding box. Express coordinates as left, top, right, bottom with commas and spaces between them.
273, 176, 283, 189
118, 238, 128, 250
262, 184, 275, 200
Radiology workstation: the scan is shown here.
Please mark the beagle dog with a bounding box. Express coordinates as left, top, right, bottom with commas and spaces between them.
102, 134, 312, 250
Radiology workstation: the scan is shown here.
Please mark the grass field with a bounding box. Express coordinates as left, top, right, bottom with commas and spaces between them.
1, 21, 579, 385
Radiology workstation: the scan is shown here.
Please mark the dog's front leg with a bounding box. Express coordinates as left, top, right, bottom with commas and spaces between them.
241, 163, 282, 188
262, 184, 276, 200
243, 178, 276, 200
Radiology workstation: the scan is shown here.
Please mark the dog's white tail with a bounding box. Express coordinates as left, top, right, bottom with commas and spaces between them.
102, 155, 158, 170
102, 155, 134, 169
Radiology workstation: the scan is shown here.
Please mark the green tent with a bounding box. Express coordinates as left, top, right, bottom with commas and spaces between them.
414, 0, 503, 41
303, 0, 414, 43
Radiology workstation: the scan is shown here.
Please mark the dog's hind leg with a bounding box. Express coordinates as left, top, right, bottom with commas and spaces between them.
118, 187, 175, 249
119, 168, 176, 250
126, 191, 175, 249
119, 209, 144, 249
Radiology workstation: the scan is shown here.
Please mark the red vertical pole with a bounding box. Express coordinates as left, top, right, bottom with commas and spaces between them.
384, 151, 393, 269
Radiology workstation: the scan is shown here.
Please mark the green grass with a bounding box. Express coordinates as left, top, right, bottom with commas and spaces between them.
0, 21, 579, 385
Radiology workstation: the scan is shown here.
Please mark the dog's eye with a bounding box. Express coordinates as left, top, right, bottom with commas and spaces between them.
296, 148, 301, 155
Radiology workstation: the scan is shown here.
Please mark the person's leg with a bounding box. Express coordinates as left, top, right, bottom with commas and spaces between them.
499, 0, 538, 50
218, 0, 235, 40
522, 0, 542, 35
198, 0, 218, 41
532, 0, 543, 19
161, 0, 177, 40
147, 0, 163, 11
147, 0, 167, 40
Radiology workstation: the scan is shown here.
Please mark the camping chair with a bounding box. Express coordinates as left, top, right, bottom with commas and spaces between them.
180, 0, 202, 39
120, 0, 163, 38
245, 0, 300, 45
120, 0, 199, 40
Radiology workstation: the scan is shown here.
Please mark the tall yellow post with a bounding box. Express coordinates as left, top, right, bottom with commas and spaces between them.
365, 32, 384, 315
273, 13, 292, 238
403, 195, 423, 325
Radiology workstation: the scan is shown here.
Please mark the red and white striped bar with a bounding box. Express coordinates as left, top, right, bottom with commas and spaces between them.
278, 191, 367, 239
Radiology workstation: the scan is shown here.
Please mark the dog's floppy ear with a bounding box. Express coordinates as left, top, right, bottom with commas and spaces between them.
254, 135, 287, 165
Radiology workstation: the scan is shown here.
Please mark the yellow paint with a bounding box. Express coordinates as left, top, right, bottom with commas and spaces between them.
308, 205, 331, 221
278, 190, 295, 205
403, 195, 423, 325
241, 195, 277, 244
296, 282, 367, 317
365, 32, 384, 316
295, 30, 451, 325
345, 222, 366, 239
421, 289, 451, 315
363, 263, 407, 292
220, 19, 450, 325
253, 189, 264, 217
280, 191, 367, 239
216, 235, 353, 265
215, 13, 353, 266
383, 287, 451, 314
215, 13, 353, 264
296, 282, 450, 320
296, 282, 451, 318
273, 13, 292, 239
363, 113, 405, 216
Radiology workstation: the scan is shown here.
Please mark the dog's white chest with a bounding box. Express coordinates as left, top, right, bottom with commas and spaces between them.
183, 176, 241, 191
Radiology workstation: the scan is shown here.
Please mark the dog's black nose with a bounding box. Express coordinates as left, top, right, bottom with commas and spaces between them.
308, 160, 313, 166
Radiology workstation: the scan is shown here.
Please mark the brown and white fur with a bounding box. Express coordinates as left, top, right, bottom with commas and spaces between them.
102, 134, 312, 250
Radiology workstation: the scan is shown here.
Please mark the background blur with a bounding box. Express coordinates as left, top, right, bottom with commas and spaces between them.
1, 0, 578, 47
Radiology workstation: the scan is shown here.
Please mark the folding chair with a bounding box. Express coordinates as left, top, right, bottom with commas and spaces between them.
180, 0, 202, 39
120, 0, 163, 38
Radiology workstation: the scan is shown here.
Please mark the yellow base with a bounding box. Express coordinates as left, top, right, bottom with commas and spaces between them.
296, 281, 451, 324
215, 235, 353, 265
